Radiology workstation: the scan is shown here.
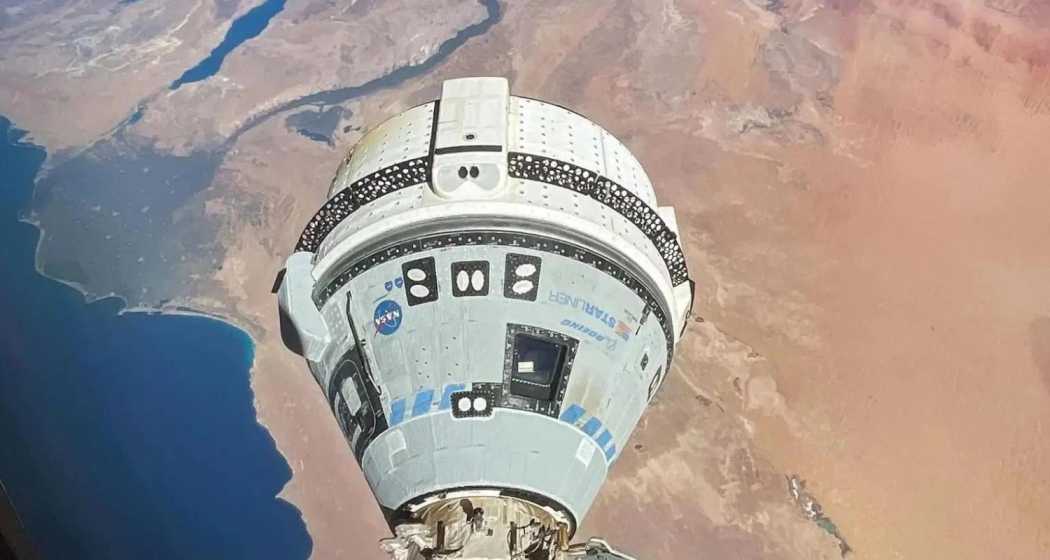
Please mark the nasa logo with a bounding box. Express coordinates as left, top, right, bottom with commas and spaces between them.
373, 300, 403, 335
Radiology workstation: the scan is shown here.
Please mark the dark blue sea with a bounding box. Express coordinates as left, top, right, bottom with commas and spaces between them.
0, 118, 311, 557
170, 0, 287, 89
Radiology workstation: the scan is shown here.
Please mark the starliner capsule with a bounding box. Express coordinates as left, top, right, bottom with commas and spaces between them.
276, 78, 693, 559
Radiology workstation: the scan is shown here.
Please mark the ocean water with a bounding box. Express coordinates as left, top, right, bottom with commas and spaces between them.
0, 117, 311, 558
170, 0, 287, 90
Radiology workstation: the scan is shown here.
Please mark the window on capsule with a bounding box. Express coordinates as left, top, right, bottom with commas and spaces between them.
509, 333, 567, 401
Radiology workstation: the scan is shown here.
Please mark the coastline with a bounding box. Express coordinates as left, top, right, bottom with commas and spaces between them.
22, 196, 308, 517
17, 0, 506, 332
5, 4, 507, 555
22, 210, 262, 332
20, 162, 387, 560
6, 0, 1050, 557
2, 117, 310, 554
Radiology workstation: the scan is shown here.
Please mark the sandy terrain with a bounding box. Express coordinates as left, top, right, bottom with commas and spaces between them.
0, 0, 248, 151
3, 0, 1050, 558
133, 1, 488, 152
219, 0, 1050, 557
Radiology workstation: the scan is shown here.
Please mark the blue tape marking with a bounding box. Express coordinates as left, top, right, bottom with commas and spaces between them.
581, 417, 602, 437
604, 444, 616, 461
390, 398, 406, 426
559, 404, 585, 424
412, 389, 434, 417
595, 429, 612, 448
439, 384, 466, 410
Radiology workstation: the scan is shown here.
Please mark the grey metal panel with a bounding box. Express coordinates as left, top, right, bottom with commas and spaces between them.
600, 128, 657, 206
507, 179, 672, 288
506, 154, 687, 287
343, 243, 664, 418
363, 409, 608, 520
329, 239, 665, 452
315, 185, 426, 263
509, 97, 607, 176
336, 103, 435, 191
434, 78, 508, 150
509, 96, 657, 206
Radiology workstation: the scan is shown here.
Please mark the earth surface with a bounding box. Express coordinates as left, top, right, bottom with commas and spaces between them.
2, 0, 1050, 558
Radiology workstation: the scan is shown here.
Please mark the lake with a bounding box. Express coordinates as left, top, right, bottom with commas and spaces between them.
170, 0, 287, 90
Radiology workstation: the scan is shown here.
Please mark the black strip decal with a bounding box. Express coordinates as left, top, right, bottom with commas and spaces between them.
427, 99, 441, 158
434, 144, 503, 154
313, 230, 676, 370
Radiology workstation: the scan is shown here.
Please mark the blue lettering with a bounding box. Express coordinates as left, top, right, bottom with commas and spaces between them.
551, 290, 627, 341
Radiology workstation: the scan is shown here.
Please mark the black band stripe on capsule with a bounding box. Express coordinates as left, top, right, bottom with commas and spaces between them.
295, 156, 431, 252
506, 152, 689, 287
313, 230, 675, 371
293, 103, 690, 290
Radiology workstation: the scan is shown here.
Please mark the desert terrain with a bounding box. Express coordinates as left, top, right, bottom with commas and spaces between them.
2, 0, 1049, 558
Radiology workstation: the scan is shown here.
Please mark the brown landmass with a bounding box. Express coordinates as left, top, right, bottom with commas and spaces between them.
3, 0, 1050, 558
0, 0, 247, 150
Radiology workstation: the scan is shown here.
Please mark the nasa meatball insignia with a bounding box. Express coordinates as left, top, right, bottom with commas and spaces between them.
373, 300, 403, 335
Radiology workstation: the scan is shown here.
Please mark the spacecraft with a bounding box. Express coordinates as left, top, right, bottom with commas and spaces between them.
276, 78, 693, 559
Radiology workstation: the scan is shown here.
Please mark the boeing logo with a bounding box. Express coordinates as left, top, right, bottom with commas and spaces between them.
548, 290, 631, 342
561, 319, 618, 352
